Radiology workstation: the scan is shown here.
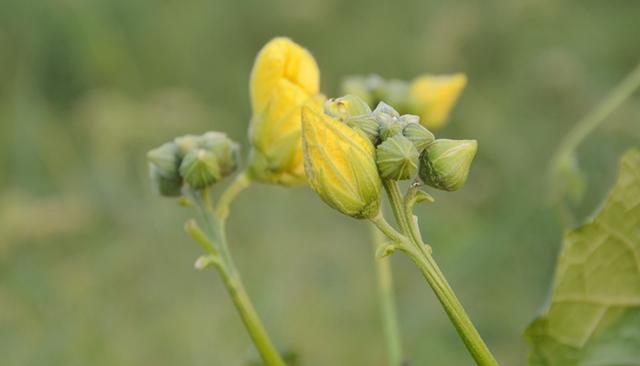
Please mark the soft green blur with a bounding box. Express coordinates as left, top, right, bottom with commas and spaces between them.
1, 1, 639, 365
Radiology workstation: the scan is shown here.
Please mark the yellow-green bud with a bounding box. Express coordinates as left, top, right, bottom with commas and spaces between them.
402, 122, 435, 151
376, 135, 419, 180
147, 142, 180, 179
174, 135, 201, 158
149, 165, 182, 197
324, 95, 371, 121
373, 101, 400, 120
301, 106, 381, 219
345, 115, 380, 144
419, 139, 477, 191
179, 149, 221, 190
200, 132, 240, 177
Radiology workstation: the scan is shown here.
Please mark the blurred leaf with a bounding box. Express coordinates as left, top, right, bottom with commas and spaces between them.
526, 149, 640, 365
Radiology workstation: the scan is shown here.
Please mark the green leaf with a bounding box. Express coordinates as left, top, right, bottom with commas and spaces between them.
526, 149, 640, 366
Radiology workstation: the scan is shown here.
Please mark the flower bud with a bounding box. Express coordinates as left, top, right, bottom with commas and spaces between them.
174, 134, 201, 158
408, 73, 467, 130
345, 115, 380, 144
179, 149, 221, 190
324, 95, 371, 121
248, 37, 321, 186
301, 106, 381, 219
402, 122, 435, 152
376, 135, 419, 180
147, 142, 180, 179
419, 139, 477, 191
149, 165, 182, 197
200, 132, 240, 177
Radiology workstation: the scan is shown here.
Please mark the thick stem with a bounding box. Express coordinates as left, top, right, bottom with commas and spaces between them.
370, 224, 404, 366
194, 191, 286, 366
381, 180, 499, 366
403, 248, 498, 366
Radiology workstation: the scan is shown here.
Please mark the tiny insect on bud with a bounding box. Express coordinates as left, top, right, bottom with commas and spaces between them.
376, 134, 419, 180
179, 149, 221, 190
419, 139, 477, 191
402, 122, 435, 152
324, 95, 371, 121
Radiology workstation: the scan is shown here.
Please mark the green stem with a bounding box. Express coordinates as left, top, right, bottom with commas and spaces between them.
552, 61, 640, 167
193, 190, 286, 366
216, 170, 252, 221
370, 224, 404, 366
380, 180, 498, 366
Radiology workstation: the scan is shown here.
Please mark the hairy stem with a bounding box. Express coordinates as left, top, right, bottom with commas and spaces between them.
370, 224, 404, 366
380, 180, 499, 366
194, 190, 285, 366
216, 170, 252, 221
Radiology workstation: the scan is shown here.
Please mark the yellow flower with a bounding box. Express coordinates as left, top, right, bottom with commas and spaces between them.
301, 106, 381, 219
248, 38, 320, 186
408, 73, 467, 130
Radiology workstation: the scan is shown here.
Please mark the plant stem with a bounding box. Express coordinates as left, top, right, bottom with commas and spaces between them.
194, 190, 286, 366
216, 170, 252, 220
380, 180, 499, 366
370, 224, 404, 366
552, 61, 640, 167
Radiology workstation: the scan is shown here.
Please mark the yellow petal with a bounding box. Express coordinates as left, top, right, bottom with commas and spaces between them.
301, 106, 380, 219
250, 37, 319, 113
408, 73, 466, 130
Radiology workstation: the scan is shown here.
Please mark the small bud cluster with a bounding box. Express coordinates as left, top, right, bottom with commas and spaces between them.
324, 95, 476, 191
147, 132, 240, 196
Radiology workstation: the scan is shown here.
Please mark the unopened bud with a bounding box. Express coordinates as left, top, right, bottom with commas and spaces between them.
149, 165, 182, 197
345, 115, 380, 144
200, 132, 240, 177
179, 149, 221, 189
147, 142, 180, 179
376, 135, 419, 180
419, 139, 477, 191
402, 122, 435, 152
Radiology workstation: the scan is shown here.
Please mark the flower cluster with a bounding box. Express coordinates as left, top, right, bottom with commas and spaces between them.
302, 94, 477, 218
147, 132, 239, 196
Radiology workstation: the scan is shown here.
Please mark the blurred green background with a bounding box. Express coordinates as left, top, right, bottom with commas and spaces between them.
1, 0, 639, 365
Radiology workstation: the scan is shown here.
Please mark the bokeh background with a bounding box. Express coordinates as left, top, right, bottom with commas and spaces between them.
1, 0, 639, 365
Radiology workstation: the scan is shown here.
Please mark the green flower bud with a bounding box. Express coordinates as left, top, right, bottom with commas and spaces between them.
147, 142, 180, 179
402, 122, 435, 151
200, 132, 240, 176
419, 139, 477, 191
399, 114, 420, 125
379, 120, 405, 141
376, 135, 419, 180
174, 134, 201, 158
373, 101, 400, 120
324, 95, 371, 121
149, 165, 182, 197
179, 149, 221, 189
345, 115, 380, 144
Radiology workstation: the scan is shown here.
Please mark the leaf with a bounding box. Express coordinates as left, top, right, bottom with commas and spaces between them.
526, 149, 640, 366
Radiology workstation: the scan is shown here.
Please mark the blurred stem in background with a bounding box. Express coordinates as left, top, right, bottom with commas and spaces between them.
370, 225, 404, 366
184, 174, 286, 366
370, 180, 499, 366
549, 61, 640, 226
